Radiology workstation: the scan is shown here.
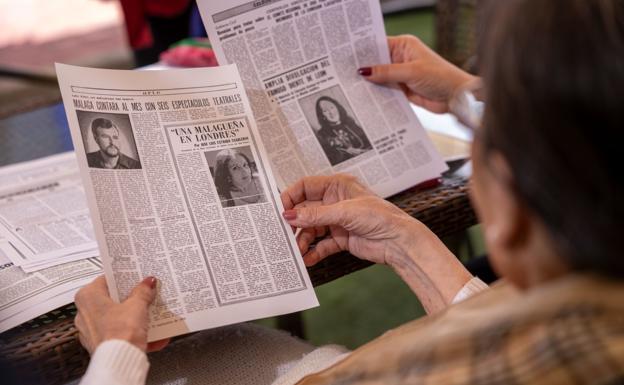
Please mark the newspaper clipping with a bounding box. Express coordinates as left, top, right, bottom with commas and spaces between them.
198, 0, 448, 197
0, 155, 98, 271
56, 63, 318, 341
0, 245, 102, 333
0, 152, 102, 333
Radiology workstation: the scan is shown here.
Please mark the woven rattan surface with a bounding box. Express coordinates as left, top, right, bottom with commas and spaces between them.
0, 175, 475, 384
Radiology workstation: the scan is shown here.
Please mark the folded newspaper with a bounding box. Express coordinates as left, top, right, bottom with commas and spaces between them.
0, 153, 102, 333
54, 0, 447, 341
0, 153, 99, 273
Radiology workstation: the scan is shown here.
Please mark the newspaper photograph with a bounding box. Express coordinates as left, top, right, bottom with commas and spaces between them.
197, 0, 448, 197
56, 63, 318, 341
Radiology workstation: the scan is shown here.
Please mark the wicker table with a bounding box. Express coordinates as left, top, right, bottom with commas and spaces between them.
0, 105, 476, 384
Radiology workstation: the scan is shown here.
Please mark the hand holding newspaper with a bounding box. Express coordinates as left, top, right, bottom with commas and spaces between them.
197, 0, 448, 197
56, 64, 318, 341
54, 0, 448, 341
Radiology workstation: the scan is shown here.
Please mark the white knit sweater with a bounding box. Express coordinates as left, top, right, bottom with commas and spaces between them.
79, 340, 149, 385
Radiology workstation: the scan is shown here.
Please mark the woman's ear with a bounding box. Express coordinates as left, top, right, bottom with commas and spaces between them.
481, 151, 569, 287
485, 152, 529, 251
474, 150, 532, 287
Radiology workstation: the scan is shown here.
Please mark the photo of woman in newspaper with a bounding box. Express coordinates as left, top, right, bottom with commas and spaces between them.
207, 147, 267, 208
313, 95, 373, 166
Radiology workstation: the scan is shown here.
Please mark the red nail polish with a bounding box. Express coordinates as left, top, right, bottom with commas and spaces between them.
145, 276, 157, 289
358, 67, 372, 76
414, 178, 442, 191
282, 210, 297, 220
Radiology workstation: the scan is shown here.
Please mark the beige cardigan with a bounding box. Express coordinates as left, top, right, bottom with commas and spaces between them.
292, 274, 624, 385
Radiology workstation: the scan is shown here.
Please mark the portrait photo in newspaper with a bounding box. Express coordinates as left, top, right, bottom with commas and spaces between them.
299, 85, 373, 166
206, 146, 267, 208
76, 110, 142, 170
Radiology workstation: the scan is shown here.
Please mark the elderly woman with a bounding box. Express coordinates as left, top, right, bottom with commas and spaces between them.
73, 0, 624, 384
212, 148, 266, 207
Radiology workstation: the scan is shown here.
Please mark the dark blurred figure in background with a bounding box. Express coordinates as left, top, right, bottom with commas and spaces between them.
116, 0, 206, 67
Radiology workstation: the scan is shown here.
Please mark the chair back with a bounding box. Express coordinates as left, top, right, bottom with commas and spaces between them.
436, 0, 483, 72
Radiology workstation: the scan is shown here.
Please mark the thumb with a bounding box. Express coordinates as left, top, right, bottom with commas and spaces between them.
283, 202, 351, 229
363, 62, 417, 84
126, 276, 157, 307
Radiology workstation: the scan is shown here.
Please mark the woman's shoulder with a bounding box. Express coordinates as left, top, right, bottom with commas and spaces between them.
310, 277, 624, 384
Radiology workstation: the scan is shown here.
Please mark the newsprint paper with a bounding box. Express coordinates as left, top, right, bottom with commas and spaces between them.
0, 242, 101, 333
56, 63, 318, 341
198, 0, 448, 197
0, 152, 102, 333
0, 152, 98, 272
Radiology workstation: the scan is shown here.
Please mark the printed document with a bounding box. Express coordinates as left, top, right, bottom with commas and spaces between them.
56, 63, 318, 341
198, 0, 448, 197
0, 153, 102, 333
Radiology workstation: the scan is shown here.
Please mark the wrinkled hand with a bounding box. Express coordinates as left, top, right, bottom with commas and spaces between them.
281, 174, 419, 267
362, 35, 478, 113
74, 276, 170, 354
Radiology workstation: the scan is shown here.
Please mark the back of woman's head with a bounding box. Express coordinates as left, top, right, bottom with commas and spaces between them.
481, 0, 624, 277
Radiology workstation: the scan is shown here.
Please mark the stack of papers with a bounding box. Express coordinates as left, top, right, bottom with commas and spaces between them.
0, 152, 102, 333
0, 153, 99, 272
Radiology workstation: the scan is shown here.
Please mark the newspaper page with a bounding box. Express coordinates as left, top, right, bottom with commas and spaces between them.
0, 152, 102, 333
197, 0, 448, 197
0, 244, 101, 333
0, 152, 80, 187
55, 63, 318, 341
0, 152, 98, 271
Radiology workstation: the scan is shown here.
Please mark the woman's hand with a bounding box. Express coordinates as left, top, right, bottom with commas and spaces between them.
74, 276, 170, 354
281, 174, 474, 313
360, 35, 478, 113
281, 174, 420, 267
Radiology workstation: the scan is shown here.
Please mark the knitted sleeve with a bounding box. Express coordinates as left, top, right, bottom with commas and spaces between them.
451, 276, 489, 304
79, 340, 149, 385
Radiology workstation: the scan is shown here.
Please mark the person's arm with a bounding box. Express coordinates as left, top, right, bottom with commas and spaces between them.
74, 276, 170, 385
389, 220, 477, 313
282, 175, 475, 314
79, 340, 149, 385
